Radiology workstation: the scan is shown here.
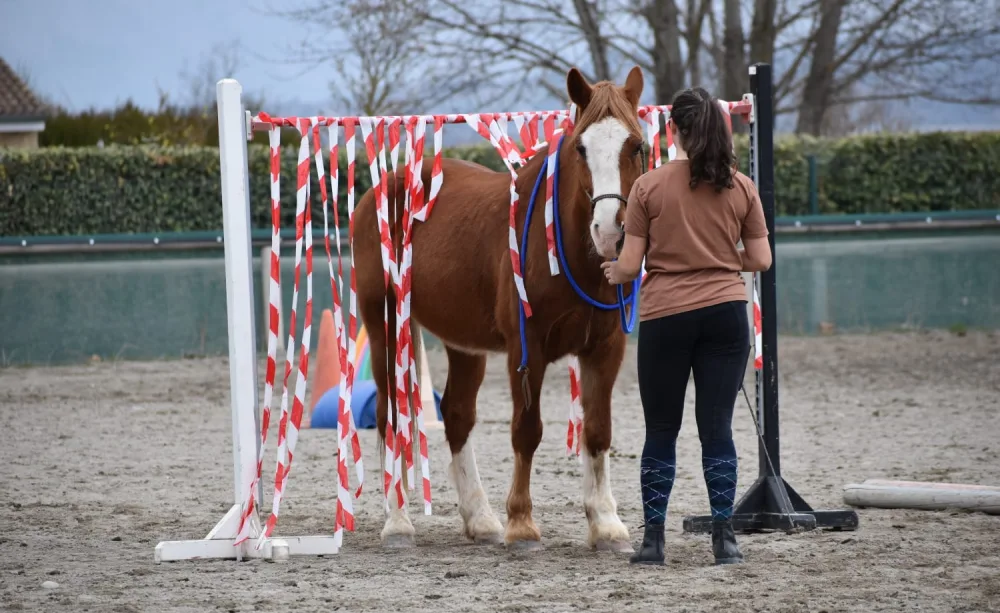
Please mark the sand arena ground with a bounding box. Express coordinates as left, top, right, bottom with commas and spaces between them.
1, 330, 998, 612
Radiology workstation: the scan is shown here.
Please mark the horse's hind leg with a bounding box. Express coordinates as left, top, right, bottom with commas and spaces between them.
441, 346, 504, 545
577, 340, 632, 552
363, 298, 416, 548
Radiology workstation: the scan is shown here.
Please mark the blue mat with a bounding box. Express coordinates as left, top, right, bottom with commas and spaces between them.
310, 380, 443, 429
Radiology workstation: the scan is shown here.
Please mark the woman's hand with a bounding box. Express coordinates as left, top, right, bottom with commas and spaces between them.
601, 259, 632, 285
601, 233, 646, 285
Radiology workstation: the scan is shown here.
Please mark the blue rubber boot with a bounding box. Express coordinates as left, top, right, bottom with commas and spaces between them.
629, 440, 675, 566
702, 439, 743, 564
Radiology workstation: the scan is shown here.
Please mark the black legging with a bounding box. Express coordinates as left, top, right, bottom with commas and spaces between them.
635, 300, 750, 526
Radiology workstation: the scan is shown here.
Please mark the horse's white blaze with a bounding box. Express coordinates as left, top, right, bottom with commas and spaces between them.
580, 116, 630, 257
450, 442, 504, 540
582, 447, 630, 545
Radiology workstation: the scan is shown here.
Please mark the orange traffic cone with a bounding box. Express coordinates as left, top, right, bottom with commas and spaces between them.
309, 309, 341, 422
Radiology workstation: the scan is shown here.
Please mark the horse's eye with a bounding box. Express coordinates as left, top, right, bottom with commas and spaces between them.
632, 144, 643, 157
576, 144, 587, 159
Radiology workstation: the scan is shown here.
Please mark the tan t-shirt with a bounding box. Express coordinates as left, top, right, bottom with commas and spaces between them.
624, 160, 768, 322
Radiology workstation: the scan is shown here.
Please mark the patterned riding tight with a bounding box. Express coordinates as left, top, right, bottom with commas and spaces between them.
636, 300, 750, 526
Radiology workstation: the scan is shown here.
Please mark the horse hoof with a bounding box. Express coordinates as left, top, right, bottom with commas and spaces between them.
594, 539, 634, 553
473, 533, 505, 546
382, 534, 416, 549
506, 539, 544, 551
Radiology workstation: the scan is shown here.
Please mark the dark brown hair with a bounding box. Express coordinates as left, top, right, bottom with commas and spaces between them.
670, 87, 735, 192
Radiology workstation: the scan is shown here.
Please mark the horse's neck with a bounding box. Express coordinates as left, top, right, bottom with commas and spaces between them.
513, 139, 610, 297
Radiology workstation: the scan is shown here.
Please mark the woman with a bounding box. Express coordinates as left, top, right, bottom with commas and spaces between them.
601, 86, 772, 566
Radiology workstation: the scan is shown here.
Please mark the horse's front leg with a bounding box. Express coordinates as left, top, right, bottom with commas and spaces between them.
577, 337, 633, 552
504, 350, 546, 549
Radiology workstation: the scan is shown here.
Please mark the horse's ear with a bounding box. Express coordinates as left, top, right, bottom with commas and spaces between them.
623, 66, 644, 108
567, 68, 593, 109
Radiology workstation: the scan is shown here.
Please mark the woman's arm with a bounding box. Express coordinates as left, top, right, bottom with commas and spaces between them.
739, 236, 772, 272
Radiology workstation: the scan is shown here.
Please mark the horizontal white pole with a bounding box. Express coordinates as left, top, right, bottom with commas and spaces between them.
154, 535, 340, 563
843, 479, 1000, 514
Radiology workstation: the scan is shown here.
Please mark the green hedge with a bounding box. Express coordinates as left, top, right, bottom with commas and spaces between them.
736, 131, 1000, 215
1, 131, 997, 236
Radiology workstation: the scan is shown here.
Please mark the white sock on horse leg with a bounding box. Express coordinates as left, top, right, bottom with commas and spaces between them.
450, 443, 503, 542
582, 447, 630, 547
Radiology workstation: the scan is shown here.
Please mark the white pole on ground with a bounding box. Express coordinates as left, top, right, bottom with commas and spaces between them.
414, 325, 443, 429
843, 479, 1000, 514
154, 79, 339, 562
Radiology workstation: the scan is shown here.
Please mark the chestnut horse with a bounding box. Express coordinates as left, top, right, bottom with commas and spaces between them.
352, 66, 646, 551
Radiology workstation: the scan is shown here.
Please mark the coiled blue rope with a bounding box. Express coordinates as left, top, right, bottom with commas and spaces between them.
517, 135, 639, 371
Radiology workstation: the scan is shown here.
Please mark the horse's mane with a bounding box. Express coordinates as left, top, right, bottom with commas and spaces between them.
573, 82, 643, 140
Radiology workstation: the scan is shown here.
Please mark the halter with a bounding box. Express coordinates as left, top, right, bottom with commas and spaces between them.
589, 193, 629, 210
516, 134, 640, 374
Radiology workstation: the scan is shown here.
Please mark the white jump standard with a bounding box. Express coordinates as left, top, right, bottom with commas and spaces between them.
154, 79, 340, 562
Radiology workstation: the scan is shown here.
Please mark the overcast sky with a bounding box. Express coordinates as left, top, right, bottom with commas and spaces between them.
2, 0, 998, 132
0, 0, 323, 111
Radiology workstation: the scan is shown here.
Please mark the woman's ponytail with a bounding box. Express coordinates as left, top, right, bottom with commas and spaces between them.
670, 87, 735, 192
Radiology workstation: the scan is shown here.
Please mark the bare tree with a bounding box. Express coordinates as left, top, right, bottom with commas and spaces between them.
272, 0, 501, 115
722, 0, 747, 101
179, 41, 242, 110
795, 0, 844, 134
270, 0, 1000, 135
791, 0, 1000, 134
821, 97, 913, 136
409, 0, 813, 106
749, 0, 779, 65
405, 0, 627, 105
684, 0, 712, 86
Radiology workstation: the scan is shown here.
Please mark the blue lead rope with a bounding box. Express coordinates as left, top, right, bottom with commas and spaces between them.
517, 134, 640, 372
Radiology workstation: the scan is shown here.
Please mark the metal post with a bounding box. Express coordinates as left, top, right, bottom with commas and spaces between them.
756, 62, 782, 480
682, 63, 859, 535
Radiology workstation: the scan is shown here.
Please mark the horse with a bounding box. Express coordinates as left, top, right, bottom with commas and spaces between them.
352, 65, 646, 551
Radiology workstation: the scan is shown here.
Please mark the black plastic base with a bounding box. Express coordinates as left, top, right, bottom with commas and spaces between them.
682, 475, 860, 534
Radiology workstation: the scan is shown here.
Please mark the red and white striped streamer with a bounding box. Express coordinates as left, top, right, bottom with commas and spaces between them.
342, 118, 366, 497
359, 118, 405, 512
566, 356, 584, 457
543, 121, 565, 276
541, 115, 561, 276
259, 119, 315, 547
235, 126, 283, 545
412, 116, 444, 223
315, 119, 362, 547
405, 117, 433, 514
752, 277, 763, 370
513, 113, 543, 158
464, 113, 533, 319
387, 119, 415, 499
642, 109, 662, 170
661, 108, 677, 161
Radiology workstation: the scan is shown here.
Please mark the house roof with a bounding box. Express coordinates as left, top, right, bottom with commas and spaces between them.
0, 57, 48, 122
